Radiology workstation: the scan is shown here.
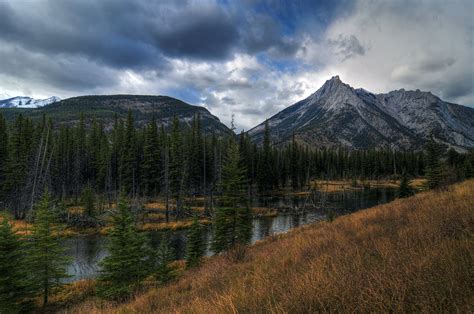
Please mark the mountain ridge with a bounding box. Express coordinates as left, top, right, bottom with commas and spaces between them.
0, 94, 231, 135
248, 76, 474, 151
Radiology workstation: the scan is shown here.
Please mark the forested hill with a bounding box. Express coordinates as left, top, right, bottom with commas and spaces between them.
0, 95, 231, 135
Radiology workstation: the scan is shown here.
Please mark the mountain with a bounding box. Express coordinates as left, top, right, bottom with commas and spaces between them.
248, 76, 474, 151
0, 94, 230, 134
0, 96, 60, 108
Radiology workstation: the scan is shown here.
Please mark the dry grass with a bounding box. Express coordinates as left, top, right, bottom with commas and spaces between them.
252, 207, 279, 217
312, 178, 427, 192
46, 280, 97, 309
141, 219, 211, 231
66, 179, 474, 313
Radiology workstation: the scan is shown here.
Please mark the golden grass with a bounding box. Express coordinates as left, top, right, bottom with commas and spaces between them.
312, 178, 427, 193
252, 207, 279, 217
46, 280, 97, 308
67, 179, 474, 313
141, 219, 211, 232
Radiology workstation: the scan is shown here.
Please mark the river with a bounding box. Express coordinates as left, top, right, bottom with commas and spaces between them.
63, 187, 397, 282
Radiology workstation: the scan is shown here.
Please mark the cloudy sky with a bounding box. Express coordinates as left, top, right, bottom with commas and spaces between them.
0, 0, 473, 130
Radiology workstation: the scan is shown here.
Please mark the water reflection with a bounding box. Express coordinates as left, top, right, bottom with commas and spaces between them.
63, 188, 397, 282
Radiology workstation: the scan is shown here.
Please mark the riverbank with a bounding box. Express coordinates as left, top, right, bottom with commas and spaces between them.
3, 178, 411, 237
63, 179, 473, 313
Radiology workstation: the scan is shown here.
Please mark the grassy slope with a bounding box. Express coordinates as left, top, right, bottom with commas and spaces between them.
68, 180, 473, 313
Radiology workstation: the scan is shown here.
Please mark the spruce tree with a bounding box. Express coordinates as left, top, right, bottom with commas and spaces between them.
120, 110, 137, 195
398, 171, 413, 198
27, 190, 71, 307
425, 138, 444, 189
0, 114, 8, 199
235, 206, 253, 245
142, 116, 161, 197
98, 194, 148, 299
186, 217, 205, 268
81, 184, 96, 218
0, 216, 31, 312
169, 117, 185, 219
152, 234, 176, 284
212, 137, 251, 253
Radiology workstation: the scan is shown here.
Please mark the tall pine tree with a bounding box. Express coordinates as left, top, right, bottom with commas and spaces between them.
98, 194, 148, 299
27, 190, 71, 307
0, 216, 32, 312
425, 137, 444, 189
186, 217, 205, 268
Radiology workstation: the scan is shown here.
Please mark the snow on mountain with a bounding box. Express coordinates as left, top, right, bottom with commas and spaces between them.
0, 96, 61, 108
249, 76, 474, 151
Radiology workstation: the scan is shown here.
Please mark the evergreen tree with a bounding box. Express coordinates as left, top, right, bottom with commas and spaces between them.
0, 216, 31, 312
235, 206, 253, 245
0, 114, 8, 200
169, 117, 186, 219
152, 234, 176, 284
81, 184, 96, 218
142, 116, 161, 197
98, 194, 148, 299
425, 138, 444, 189
186, 217, 205, 268
398, 171, 413, 198
27, 190, 71, 307
212, 137, 251, 253
120, 110, 138, 195
257, 120, 274, 192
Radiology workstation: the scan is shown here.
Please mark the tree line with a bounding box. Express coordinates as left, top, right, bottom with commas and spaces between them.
1, 112, 473, 219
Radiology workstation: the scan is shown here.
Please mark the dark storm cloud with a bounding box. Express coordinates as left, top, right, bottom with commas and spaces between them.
0, 0, 304, 68
241, 13, 299, 57
0, 1, 164, 69
0, 44, 116, 91
442, 75, 474, 99
151, 5, 240, 60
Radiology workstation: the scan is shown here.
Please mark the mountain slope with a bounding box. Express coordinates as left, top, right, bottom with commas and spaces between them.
248, 76, 474, 151
0, 96, 60, 108
0, 95, 230, 134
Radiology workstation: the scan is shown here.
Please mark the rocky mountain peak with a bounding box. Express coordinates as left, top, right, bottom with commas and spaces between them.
249, 76, 474, 151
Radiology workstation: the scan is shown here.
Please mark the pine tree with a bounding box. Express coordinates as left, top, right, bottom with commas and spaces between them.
0, 114, 8, 200
0, 216, 32, 312
212, 137, 251, 253
169, 117, 186, 219
27, 190, 71, 307
257, 120, 274, 192
235, 206, 252, 245
153, 234, 176, 284
81, 184, 96, 218
98, 194, 148, 299
425, 137, 444, 189
398, 171, 413, 198
142, 116, 161, 197
120, 110, 137, 195
186, 217, 205, 268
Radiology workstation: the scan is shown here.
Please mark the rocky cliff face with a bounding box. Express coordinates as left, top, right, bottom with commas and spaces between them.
248, 76, 474, 151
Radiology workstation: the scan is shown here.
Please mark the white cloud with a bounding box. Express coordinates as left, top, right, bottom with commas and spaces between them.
316, 0, 474, 103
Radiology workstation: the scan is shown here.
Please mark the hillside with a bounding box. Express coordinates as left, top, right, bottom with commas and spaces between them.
0, 96, 60, 108
249, 76, 474, 151
0, 95, 230, 134
68, 180, 474, 313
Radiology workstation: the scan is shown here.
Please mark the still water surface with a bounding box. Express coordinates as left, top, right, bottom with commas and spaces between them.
63, 188, 397, 282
